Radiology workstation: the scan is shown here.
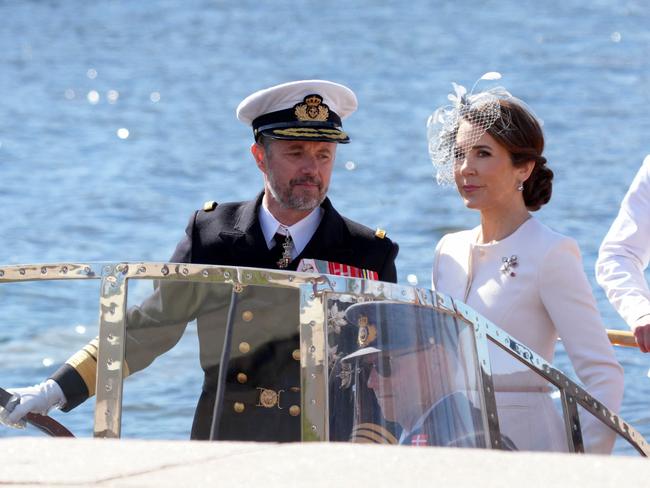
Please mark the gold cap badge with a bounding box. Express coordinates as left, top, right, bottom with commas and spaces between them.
357, 315, 377, 347
294, 94, 329, 122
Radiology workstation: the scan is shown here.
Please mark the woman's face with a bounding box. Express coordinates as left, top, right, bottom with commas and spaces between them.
453, 120, 532, 212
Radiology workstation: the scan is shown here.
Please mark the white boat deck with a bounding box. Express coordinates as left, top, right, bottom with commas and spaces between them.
1, 438, 649, 487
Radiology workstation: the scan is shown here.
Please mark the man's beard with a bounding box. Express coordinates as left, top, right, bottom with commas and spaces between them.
267, 169, 327, 211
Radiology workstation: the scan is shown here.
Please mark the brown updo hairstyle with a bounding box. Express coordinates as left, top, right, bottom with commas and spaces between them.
486, 98, 554, 211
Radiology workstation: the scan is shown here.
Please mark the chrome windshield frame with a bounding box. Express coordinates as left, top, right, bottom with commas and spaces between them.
0, 261, 647, 455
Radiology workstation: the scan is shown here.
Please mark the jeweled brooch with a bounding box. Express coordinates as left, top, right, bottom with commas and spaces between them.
500, 255, 519, 277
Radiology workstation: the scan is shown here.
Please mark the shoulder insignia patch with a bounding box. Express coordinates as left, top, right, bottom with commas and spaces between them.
375, 228, 387, 239
203, 200, 218, 212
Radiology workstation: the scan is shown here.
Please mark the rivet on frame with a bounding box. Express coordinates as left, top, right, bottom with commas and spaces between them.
161, 266, 169, 276
310, 399, 316, 405
61, 266, 68, 274
84, 266, 91, 274
486, 386, 491, 392
288, 275, 294, 282
224, 271, 231, 279
309, 321, 316, 327
310, 373, 316, 379
182, 268, 189, 275
401, 290, 406, 296
245, 272, 252, 280
309, 346, 316, 353
41, 267, 47, 274
138, 266, 146, 273
19, 268, 26, 275
311, 425, 318, 433
105, 384, 112, 392
0, 270, 4, 277
202, 270, 209, 277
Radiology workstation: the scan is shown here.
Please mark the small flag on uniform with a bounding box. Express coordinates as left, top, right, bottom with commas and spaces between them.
410, 434, 428, 446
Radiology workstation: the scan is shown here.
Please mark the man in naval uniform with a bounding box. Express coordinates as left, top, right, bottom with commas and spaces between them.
342, 302, 514, 449
1, 80, 399, 441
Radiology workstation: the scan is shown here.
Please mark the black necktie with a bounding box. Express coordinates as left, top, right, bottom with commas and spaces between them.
269, 232, 292, 268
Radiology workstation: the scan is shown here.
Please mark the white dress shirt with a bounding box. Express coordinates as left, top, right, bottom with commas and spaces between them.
596, 154, 650, 330
258, 202, 324, 259
432, 217, 624, 454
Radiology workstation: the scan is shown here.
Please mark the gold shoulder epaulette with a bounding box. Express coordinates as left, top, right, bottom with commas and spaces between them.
375, 228, 387, 239
203, 200, 218, 212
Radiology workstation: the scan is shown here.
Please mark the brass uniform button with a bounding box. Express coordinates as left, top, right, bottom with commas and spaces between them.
233, 402, 245, 413
289, 405, 301, 417
375, 228, 386, 239
292, 349, 301, 361
239, 342, 250, 354
259, 389, 279, 408
242, 311, 254, 322
237, 373, 248, 384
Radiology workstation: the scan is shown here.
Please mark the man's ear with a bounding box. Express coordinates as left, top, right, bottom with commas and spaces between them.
251, 142, 266, 172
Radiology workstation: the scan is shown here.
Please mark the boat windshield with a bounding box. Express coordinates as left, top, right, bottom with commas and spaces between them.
0, 262, 647, 456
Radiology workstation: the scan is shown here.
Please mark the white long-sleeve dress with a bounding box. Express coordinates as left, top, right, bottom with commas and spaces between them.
432, 217, 624, 454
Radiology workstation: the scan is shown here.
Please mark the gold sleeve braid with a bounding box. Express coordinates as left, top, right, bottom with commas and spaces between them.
350, 422, 398, 444
64, 338, 131, 398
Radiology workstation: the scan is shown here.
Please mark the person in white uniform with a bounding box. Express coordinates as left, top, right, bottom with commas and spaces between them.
596, 154, 650, 352
427, 75, 624, 454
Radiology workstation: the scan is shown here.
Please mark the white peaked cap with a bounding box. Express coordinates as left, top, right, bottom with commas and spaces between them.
236, 80, 358, 143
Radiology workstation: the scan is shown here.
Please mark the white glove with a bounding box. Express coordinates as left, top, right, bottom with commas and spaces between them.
1, 380, 66, 428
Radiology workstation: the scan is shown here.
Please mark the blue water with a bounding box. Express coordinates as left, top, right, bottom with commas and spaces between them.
0, 0, 649, 452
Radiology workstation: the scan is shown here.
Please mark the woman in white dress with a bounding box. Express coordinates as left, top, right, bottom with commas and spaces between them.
427, 76, 624, 454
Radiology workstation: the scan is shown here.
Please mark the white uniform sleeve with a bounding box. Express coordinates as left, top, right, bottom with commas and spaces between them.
540, 238, 624, 454
596, 155, 650, 329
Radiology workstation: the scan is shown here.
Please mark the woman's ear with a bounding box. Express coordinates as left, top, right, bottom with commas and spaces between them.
519, 159, 536, 183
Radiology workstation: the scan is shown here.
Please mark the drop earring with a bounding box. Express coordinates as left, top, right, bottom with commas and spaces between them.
517, 182, 524, 192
